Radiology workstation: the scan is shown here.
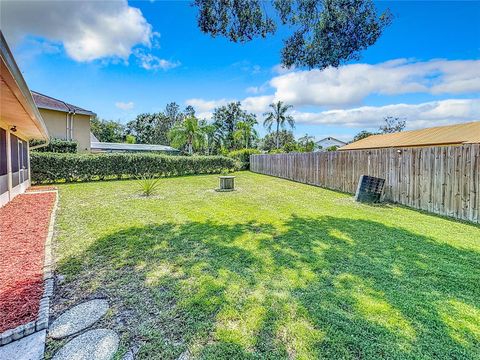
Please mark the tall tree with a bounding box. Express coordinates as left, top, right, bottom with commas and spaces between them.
212, 102, 255, 151
126, 104, 198, 146
263, 101, 295, 149
379, 116, 406, 134
164, 102, 184, 127
194, 0, 392, 69
126, 113, 166, 144
168, 116, 204, 155
90, 116, 125, 143
233, 115, 258, 149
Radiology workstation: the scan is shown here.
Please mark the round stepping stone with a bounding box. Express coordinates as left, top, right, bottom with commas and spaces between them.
49, 299, 109, 339
52, 329, 119, 360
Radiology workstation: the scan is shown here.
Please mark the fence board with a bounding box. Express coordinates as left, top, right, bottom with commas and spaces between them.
251, 144, 480, 223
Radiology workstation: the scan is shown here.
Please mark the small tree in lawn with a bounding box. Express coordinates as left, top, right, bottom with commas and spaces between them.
169, 116, 204, 155
263, 101, 295, 149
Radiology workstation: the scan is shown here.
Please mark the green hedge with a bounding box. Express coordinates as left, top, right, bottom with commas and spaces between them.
30, 138, 78, 153
227, 148, 261, 170
31, 152, 238, 183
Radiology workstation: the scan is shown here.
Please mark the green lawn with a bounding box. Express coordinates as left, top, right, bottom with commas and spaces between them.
48, 172, 480, 359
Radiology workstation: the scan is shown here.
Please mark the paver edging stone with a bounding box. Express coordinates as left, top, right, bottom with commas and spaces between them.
0, 190, 59, 346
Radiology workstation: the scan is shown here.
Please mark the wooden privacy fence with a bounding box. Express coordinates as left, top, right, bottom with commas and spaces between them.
250, 144, 480, 223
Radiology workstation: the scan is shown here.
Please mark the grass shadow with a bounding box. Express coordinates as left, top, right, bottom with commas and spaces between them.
52, 215, 480, 359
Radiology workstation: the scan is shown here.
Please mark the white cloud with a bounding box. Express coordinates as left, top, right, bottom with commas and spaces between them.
185, 98, 233, 120
2, 0, 154, 62
272, 64, 295, 75
269, 59, 480, 107
134, 50, 180, 71
242, 95, 275, 114
246, 83, 269, 95
115, 101, 135, 110
291, 99, 480, 129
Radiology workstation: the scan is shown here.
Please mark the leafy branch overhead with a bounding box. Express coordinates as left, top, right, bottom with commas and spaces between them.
194, 0, 392, 69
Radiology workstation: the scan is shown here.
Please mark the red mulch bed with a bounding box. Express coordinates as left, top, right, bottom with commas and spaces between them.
0, 192, 56, 333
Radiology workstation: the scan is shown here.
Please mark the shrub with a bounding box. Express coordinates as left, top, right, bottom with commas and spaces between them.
137, 175, 161, 196
30, 138, 78, 153
227, 148, 261, 170
30, 152, 237, 184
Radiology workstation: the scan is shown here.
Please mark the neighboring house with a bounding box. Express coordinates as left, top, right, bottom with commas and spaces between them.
339, 121, 480, 151
315, 137, 347, 151
32, 91, 95, 152
1, 32, 49, 207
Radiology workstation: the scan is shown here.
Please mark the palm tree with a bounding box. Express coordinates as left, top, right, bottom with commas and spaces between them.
168, 116, 204, 155
263, 101, 295, 149
233, 116, 258, 148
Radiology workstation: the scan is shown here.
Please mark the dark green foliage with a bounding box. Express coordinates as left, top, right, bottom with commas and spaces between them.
126, 112, 171, 145
90, 116, 125, 143
353, 130, 376, 142
260, 130, 296, 152
194, 0, 276, 42
227, 148, 261, 170
30, 138, 77, 153
212, 102, 257, 151
126, 103, 192, 145
326, 145, 339, 151
195, 0, 392, 69
30, 152, 237, 183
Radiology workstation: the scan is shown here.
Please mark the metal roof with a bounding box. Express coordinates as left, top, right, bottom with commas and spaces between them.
32, 91, 96, 116
339, 121, 480, 150
91, 142, 179, 152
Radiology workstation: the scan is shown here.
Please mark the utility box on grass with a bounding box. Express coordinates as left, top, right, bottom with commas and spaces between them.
355, 175, 385, 203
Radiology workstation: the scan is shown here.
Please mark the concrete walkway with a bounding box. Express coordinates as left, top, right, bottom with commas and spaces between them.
0, 330, 46, 360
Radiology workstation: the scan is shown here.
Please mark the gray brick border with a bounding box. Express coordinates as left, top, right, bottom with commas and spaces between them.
0, 190, 59, 347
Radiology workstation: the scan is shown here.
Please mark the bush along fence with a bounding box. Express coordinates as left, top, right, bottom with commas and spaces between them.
251, 144, 480, 223
228, 148, 261, 170
31, 152, 238, 183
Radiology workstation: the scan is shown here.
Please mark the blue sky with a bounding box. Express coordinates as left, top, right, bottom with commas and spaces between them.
2, 0, 480, 141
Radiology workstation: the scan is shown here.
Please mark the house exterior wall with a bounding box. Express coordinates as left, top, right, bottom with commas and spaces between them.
39, 108, 91, 152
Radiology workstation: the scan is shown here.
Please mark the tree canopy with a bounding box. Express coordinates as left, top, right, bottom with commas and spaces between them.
90, 117, 125, 143
212, 101, 257, 151
194, 0, 392, 69
379, 116, 406, 134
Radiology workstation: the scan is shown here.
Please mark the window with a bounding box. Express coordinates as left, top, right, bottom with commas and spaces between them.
0, 128, 6, 176
11, 134, 19, 172
22, 140, 28, 169
22, 140, 29, 181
